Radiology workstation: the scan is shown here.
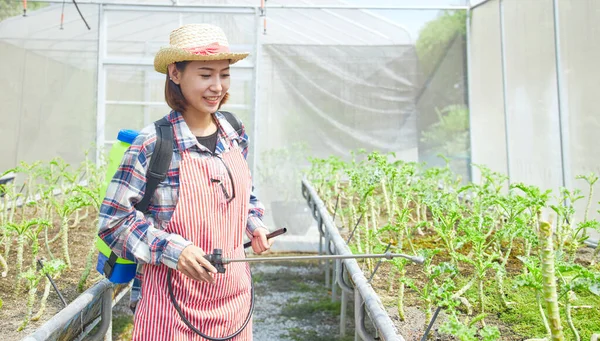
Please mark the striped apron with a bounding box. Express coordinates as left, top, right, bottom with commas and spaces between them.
132, 146, 253, 341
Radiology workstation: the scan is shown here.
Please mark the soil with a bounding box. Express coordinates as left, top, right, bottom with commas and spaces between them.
0, 209, 100, 341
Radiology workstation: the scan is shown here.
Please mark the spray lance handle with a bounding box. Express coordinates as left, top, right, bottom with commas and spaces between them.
203, 249, 226, 274
203, 228, 288, 274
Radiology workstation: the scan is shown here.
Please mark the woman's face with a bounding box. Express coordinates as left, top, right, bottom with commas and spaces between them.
170, 59, 231, 115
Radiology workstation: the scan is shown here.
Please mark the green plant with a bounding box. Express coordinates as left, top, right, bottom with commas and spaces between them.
17, 259, 66, 331
305, 149, 600, 340
420, 105, 470, 157
556, 262, 600, 341
440, 314, 501, 341
539, 221, 565, 341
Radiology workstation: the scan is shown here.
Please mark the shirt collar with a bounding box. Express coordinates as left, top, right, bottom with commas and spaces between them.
167, 110, 242, 155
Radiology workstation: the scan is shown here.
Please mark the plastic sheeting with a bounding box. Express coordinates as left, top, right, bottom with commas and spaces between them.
0, 4, 99, 174
0, 1, 470, 240
469, 0, 600, 242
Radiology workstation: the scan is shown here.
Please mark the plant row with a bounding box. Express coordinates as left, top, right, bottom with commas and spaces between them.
0, 150, 104, 331
306, 151, 600, 341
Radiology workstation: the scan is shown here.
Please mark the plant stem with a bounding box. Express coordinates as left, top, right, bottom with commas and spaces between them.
565, 291, 580, 341
18, 283, 38, 331
539, 221, 564, 341
536, 292, 551, 337
424, 299, 432, 330
397, 280, 405, 321
61, 216, 71, 268
44, 228, 55, 260
15, 234, 25, 294
77, 240, 97, 292
478, 276, 486, 326
381, 178, 392, 221
452, 277, 475, 315
32, 278, 51, 321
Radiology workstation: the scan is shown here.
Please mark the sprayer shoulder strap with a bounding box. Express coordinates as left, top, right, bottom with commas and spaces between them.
218, 111, 243, 137
135, 117, 173, 213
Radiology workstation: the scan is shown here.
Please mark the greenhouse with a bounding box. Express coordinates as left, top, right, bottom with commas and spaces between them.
0, 0, 599, 340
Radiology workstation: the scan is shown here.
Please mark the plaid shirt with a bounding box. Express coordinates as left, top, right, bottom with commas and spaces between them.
98, 110, 266, 303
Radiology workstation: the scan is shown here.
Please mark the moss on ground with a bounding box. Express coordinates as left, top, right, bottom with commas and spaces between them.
281, 327, 355, 341
458, 277, 600, 340
281, 295, 341, 318
112, 314, 134, 340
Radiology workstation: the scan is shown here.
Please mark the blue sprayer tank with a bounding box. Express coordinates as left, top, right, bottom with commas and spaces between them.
95, 129, 140, 283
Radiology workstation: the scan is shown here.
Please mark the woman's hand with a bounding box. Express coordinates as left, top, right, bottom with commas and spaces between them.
251, 228, 274, 255
177, 245, 218, 284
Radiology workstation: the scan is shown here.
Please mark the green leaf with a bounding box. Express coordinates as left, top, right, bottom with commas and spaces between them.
480, 325, 501, 341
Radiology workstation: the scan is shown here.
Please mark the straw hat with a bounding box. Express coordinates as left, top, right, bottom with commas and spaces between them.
154, 24, 249, 74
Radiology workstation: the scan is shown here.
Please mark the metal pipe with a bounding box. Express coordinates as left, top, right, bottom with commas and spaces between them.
37, 259, 67, 308
251, 8, 261, 186
266, 4, 469, 10
303, 178, 405, 341
470, 0, 495, 11
465, 5, 475, 182
340, 290, 348, 337
325, 231, 331, 287
551, 0, 571, 190
22, 280, 113, 341
224, 252, 424, 264
354, 291, 376, 341
88, 288, 113, 341
24, 0, 468, 10
499, 0, 512, 184
94, 3, 106, 165
331, 256, 338, 301
336, 260, 354, 294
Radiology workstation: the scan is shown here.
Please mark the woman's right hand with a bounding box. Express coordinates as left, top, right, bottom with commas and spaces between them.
176, 245, 218, 284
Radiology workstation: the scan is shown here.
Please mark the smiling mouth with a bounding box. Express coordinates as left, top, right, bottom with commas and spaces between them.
204, 96, 220, 102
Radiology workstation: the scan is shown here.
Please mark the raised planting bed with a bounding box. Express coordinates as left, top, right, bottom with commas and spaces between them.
0, 156, 110, 340
302, 151, 600, 341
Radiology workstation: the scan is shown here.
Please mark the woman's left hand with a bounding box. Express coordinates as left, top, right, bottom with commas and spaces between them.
251, 228, 274, 254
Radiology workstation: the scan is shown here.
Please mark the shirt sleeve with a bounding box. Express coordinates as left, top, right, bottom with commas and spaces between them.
97, 132, 192, 270
238, 123, 268, 238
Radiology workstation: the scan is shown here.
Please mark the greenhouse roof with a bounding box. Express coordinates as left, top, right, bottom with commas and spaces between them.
0, 0, 415, 69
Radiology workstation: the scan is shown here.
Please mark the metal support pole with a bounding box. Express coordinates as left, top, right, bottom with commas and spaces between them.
354, 291, 376, 341
341, 290, 348, 336
252, 8, 261, 182
499, 0, 512, 184
337, 260, 354, 337
552, 0, 571, 190
465, 6, 475, 182
325, 231, 331, 287
90, 288, 115, 341
95, 3, 107, 165
331, 253, 338, 301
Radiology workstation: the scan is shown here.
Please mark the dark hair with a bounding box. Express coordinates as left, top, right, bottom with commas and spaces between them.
165, 61, 230, 113
165, 61, 190, 113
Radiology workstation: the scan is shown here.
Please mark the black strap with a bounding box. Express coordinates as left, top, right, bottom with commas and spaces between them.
135, 117, 174, 212
219, 111, 243, 137
103, 251, 119, 278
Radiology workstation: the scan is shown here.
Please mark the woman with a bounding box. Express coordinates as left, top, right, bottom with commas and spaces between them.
98, 24, 272, 340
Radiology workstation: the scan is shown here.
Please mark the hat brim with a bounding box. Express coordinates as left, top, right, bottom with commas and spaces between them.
154, 47, 249, 74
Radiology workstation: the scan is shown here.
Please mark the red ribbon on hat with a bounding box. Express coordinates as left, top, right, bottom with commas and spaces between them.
183, 42, 230, 56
